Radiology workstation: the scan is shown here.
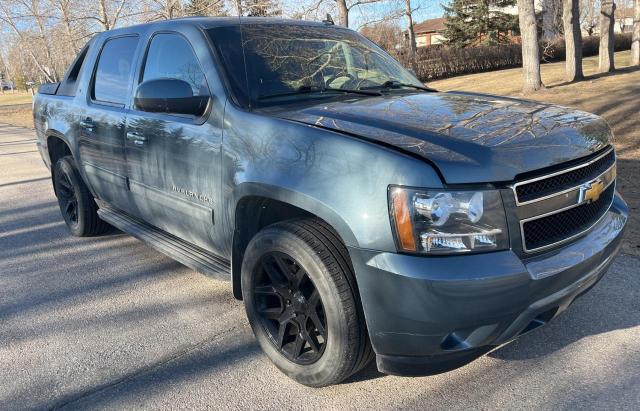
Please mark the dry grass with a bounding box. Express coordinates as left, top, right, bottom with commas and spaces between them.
0, 105, 34, 128
432, 50, 640, 255
0, 91, 34, 128
430, 50, 633, 94
0, 91, 33, 106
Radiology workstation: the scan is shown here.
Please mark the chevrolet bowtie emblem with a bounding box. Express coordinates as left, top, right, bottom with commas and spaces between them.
578, 178, 605, 204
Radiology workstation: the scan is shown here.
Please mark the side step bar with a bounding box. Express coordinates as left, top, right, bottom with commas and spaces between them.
97, 203, 231, 279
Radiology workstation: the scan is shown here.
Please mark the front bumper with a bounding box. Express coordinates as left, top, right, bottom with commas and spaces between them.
348, 192, 628, 376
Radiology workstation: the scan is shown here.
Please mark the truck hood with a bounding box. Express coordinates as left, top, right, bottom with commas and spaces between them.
270, 91, 611, 184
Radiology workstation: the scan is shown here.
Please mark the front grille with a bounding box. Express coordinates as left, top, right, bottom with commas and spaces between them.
516, 149, 615, 203
522, 184, 614, 251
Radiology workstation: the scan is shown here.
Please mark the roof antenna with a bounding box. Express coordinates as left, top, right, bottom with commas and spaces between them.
322, 14, 334, 25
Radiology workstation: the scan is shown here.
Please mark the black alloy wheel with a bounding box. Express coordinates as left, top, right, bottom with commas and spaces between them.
56, 166, 79, 227
253, 251, 327, 364
53, 155, 111, 236
242, 218, 373, 387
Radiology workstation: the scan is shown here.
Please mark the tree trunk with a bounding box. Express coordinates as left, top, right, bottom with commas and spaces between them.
98, 0, 111, 30
57, 0, 79, 54
563, 0, 583, 81
632, 0, 640, 65
0, 9, 55, 83
598, 0, 616, 72
336, 0, 348, 27
234, 0, 243, 16
517, 0, 543, 92
30, 0, 59, 81
405, 0, 417, 57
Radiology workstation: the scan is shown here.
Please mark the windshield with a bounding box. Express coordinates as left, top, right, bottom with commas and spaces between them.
208, 23, 423, 107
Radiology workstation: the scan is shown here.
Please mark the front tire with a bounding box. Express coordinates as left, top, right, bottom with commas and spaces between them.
53, 156, 110, 236
242, 219, 373, 387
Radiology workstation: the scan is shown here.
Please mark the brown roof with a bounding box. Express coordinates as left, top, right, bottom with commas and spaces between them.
413, 17, 447, 34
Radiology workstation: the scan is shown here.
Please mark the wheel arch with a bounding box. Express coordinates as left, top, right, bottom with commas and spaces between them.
230, 184, 358, 300
46, 131, 73, 196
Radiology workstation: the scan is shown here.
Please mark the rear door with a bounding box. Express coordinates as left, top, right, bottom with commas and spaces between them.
78, 35, 139, 211
124, 31, 225, 254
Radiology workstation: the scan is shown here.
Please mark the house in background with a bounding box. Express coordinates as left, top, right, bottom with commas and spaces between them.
412, 0, 559, 48
412, 16, 520, 48
413, 17, 447, 47
614, 6, 635, 33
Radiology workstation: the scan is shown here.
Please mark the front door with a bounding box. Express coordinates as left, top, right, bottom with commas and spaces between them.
124, 32, 224, 254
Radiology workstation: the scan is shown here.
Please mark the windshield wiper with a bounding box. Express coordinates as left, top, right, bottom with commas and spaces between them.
361, 80, 436, 92
258, 85, 381, 100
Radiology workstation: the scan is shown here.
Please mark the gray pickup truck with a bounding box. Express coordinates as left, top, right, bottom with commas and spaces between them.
34, 17, 628, 387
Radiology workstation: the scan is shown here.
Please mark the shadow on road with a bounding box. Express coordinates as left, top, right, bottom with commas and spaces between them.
0, 177, 50, 188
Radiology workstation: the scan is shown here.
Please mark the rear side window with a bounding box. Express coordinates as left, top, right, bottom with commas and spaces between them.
93, 36, 139, 105
142, 33, 208, 96
58, 40, 91, 97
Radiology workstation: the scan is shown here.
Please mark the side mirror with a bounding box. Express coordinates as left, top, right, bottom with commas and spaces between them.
134, 78, 209, 116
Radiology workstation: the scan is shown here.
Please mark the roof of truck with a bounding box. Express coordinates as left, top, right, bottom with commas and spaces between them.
102, 17, 336, 34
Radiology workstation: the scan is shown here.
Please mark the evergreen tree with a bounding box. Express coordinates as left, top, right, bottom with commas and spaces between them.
244, 0, 282, 17
184, 0, 227, 16
442, 0, 519, 47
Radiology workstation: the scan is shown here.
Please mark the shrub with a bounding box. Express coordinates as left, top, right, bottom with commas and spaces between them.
397, 33, 633, 82
398, 44, 522, 81
542, 33, 632, 62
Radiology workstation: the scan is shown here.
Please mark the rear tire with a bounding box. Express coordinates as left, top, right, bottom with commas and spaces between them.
53, 156, 110, 236
242, 218, 373, 387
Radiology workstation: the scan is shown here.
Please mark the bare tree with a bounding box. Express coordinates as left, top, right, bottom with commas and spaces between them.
245, 0, 281, 16
336, 0, 349, 25
0, 0, 58, 82
233, 0, 243, 15
632, 0, 640, 65
564, 0, 584, 81
144, 0, 185, 20
360, 20, 404, 52
404, 0, 417, 56
94, 0, 128, 30
615, 0, 633, 32
303, 0, 381, 27
54, 0, 84, 54
518, 0, 543, 92
580, 0, 600, 35
541, 0, 564, 38
0, 49, 12, 92
598, 0, 616, 72
184, 0, 226, 16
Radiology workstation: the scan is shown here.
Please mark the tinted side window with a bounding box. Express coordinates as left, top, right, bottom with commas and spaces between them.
93, 36, 138, 105
142, 34, 208, 96
58, 40, 91, 96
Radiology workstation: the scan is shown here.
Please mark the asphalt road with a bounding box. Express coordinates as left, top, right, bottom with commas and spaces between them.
1, 123, 639, 410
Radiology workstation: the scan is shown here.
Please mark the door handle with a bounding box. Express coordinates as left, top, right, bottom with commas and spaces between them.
80, 118, 94, 131
126, 131, 147, 145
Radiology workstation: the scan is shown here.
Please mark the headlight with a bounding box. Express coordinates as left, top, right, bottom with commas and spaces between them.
389, 186, 509, 254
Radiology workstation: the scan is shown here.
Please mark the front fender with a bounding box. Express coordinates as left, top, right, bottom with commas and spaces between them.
221, 106, 444, 252
232, 182, 358, 247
